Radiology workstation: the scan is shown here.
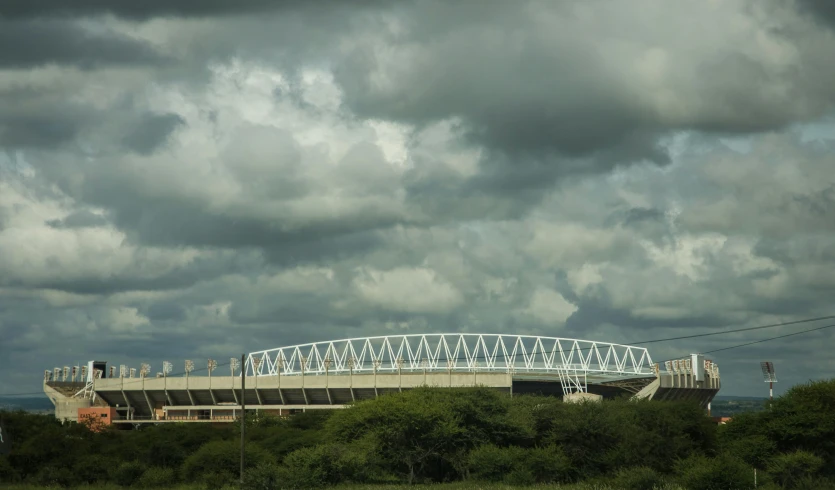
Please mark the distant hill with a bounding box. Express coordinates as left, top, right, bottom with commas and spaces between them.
713, 395, 767, 401
710, 396, 767, 417
0, 396, 53, 413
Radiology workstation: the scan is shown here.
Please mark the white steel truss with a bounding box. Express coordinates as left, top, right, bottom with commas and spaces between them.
245, 334, 654, 381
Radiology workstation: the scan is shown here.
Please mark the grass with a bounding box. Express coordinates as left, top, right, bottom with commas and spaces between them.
0, 483, 688, 490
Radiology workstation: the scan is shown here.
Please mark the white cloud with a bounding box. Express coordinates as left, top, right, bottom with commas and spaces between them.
519, 288, 577, 326
353, 267, 464, 314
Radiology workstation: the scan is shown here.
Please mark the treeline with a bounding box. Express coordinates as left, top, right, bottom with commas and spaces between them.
1, 380, 835, 489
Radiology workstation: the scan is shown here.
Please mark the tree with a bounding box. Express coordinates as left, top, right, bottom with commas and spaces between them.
181, 440, 270, 487
327, 388, 482, 483
768, 450, 824, 489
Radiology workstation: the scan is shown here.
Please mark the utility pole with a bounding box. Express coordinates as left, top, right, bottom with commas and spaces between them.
240, 353, 246, 485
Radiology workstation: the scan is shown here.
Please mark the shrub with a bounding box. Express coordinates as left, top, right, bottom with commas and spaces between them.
468, 444, 576, 484
504, 467, 536, 486
111, 461, 146, 487
722, 434, 777, 469
768, 451, 824, 489
281, 442, 375, 488
614, 466, 666, 490
32, 465, 75, 487
181, 440, 270, 487
243, 462, 282, 490
0, 456, 19, 483
525, 445, 577, 483
676, 454, 754, 490
137, 466, 176, 488
467, 444, 523, 482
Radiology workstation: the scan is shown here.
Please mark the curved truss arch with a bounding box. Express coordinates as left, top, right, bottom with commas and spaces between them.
245, 334, 654, 381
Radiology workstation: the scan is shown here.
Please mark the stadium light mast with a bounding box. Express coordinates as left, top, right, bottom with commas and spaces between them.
761, 361, 777, 400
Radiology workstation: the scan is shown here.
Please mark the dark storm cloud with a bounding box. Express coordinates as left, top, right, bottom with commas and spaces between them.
331, 0, 835, 171
0, 86, 98, 149
0, 110, 86, 149
144, 302, 186, 322
0, 0, 386, 20
121, 112, 185, 155
0, 20, 168, 69
795, 0, 835, 27
100, 194, 397, 256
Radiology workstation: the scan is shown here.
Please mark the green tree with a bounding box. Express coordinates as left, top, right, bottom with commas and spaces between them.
181, 440, 270, 487
768, 450, 824, 489
327, 388, 511, 483
676, 454, 755, 490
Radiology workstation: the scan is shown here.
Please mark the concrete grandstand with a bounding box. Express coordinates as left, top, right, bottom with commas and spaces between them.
42, 334, 721, 425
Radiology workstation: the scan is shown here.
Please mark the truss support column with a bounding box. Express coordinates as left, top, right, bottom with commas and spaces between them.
121, 390, 132, 420
142, 387, 154, 417
254, 375, 263, 405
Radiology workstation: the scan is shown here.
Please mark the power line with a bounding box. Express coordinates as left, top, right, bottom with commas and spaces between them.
633, 315, 835, 345
703, 323, 835, 354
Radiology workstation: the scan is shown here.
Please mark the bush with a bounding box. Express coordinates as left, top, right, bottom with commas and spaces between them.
467, 444, 576, 484
243, 462, 282, 490
504, 467, 536, 486
784, 476, 835, 490
111, 461, 146, 487
525, 445, 577, 483
722, 434, 777, 469
467, 444, 523, 481
768, 451, 824, 489
614, 466, 666, 490
0, 456, 19, 483
281, 443, 375, 488
32, 465, 75, 487
181, 440, 270, 487
137, 466, 176, 488
676, 454, 754, 490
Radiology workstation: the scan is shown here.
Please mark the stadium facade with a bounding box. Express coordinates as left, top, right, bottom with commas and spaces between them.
42, 334, 721, 426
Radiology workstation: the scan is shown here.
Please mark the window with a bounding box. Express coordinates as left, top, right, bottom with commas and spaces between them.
101, 413, 107, 418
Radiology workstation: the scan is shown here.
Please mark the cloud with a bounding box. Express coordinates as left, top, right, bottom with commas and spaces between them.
353, 267, 464, 315
0, 0, 385, 20
2, 1, 835, 398
795, 0, 835, 27
518, 288, 578, 326
332, 0, 835, 168
121, 112, 185, 155
0, 20, 169, 69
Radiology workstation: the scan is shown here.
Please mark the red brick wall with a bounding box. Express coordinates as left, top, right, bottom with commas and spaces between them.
78, 407, 118, 431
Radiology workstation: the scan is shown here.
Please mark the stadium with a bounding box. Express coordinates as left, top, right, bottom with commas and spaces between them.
42, 334, 721, 426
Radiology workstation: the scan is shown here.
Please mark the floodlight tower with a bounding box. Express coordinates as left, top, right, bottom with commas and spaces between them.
761, 361, 777, 400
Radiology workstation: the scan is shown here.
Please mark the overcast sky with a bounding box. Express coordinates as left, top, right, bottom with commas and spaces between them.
2, 0, 835, 397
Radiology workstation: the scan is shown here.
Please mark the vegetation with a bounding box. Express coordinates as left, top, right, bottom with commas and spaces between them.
1, 379, 834, 489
